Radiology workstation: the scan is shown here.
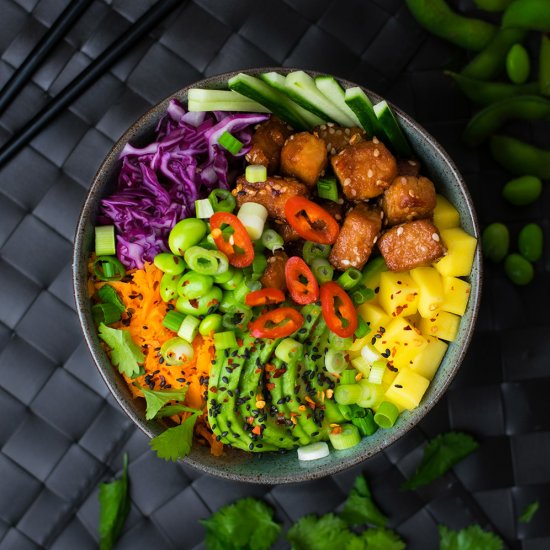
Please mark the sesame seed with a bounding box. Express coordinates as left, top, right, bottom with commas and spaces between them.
367, 169, 374, 178
401, 177, 407, 184
329, 128, 335, 134
343, 178, 351, 186
432, 233, 440, 241
373, 149, 380, 157
320, 124, 327, 130
373, 136, 379, 144
397, 227, 404, 236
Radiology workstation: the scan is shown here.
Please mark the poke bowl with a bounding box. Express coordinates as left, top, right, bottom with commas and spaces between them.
73, 68, 482, 484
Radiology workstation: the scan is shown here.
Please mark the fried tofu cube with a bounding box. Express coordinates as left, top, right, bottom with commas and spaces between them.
434, 228, 477, 277
433, 194, 460, 229
419, 311, 460, 342
357, 302, 391, 332
314, 124, 365, 154
410, 336, 448, 380
260, 250, 288, 290
245, 116, 293, 173
280, 131, 327, 187
385, 368, 430, 410
329, 204, 381, 271
410, 267, 444, 318
274, 221, 301, 242
381, 175, 436, 226
378, 272, 419, 319
373, 317, 428, 371
441, 276, 471, 316
378, 219, 446, 272
331, 138, 398, 200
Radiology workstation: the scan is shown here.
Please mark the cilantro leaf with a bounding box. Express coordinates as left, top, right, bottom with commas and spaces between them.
519, 501, 539, 523
98, 453, 130, 550
149, 414, 199, 461
402, 432, 479, 490
341, 475, 388, 527
98, 324, 144, 378
136, 386, 190, 420
287, 514, 355, 550
439, 525, 504, 550
201, 497, 281, 550
154, 404, 196, 418
347, 528, 406, 550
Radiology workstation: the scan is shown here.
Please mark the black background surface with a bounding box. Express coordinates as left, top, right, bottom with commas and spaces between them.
0, 1, 549, 548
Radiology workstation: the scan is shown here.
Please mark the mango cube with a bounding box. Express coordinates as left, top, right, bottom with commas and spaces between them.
441, 276, 471, 316
433, 194, 460, 229
378, 272, 419, 319
410, 336, 448, 380
373, 317, 428, 371
434, 228, 477, 277
357, 302, 391, 333
384, 368, 430, 410
410, 267, 444, 318
419, 311, 460, 342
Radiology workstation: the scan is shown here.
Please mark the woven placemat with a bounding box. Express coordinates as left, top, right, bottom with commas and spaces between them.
0, 1, 549, 548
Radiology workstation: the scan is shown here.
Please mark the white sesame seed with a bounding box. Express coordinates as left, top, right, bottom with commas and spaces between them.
373, 149, 380, 157
329, 128, 335, 134
401, 177, 407, 184
367, 169, 374, 178
432, 233, 440, 242
380, 211, 384, 219
344, 128, 351, 135
327, 122, 335, 127
331, 148, 337, 155
320, 124, 327, 130
343, 178, 351, 186
373, 236, 378, 244
396, 227, 404, 236
326, 142, 332, 151
408, 160, 417, 166
373, 136, 379, 144
351, 189, 357, 196
342, 259, 350, 266
338, 198, 344, 205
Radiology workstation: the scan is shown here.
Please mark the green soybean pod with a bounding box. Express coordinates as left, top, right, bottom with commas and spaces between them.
474, 0, 512, 11
490, 135, 550, 179
502, 175, 542, 205
506, 44, 531, 84
504, 253, 534, 285
503, 0, 550, 32
518, 223, 543, 262
482, 223, 510, 262
540, 33, 550, 96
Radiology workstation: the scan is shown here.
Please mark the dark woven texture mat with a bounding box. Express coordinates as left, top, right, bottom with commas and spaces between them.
1, 0, 549, 548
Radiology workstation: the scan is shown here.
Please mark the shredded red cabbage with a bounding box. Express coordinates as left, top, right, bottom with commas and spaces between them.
99, 100, 269, 269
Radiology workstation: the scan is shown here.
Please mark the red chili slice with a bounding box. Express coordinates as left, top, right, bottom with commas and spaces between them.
249, 307, 304, 339
284, 196, 339, 245
320, 281, 358, 338
245, 288, 285, 307
210, 212, 254, 268
285, 256, 319, 305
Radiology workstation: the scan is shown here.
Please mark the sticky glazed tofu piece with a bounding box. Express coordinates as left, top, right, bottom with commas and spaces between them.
378, 219, 446, 272
396, 158, 421, 177
381, 175, 437, 226
245, 116, 293, 173
329, 204, 382, 271
280, 131, 328, 187
274, 220, 301, 242
233, 175, 308, 220
260, 250, 288, 290
314, 123, 365, 155
331, 138, 398, 200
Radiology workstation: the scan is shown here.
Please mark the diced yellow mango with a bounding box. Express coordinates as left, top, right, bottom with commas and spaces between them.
384, 368, 430, 410
434, 228, 477, 277
410, 267, 444, 318
410, 336, 448, 380
433, 194, 460, 229
441, 276, 471, 316
373, 317, 428, 371
419, 311, 460, 342
378, 272, 419, 319
357, 302, 391, 333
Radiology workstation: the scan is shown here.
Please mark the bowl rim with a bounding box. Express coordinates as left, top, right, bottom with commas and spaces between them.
73, 67, 482, 484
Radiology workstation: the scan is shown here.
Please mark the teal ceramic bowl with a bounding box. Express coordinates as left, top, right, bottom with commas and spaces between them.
73, 68, 482, 484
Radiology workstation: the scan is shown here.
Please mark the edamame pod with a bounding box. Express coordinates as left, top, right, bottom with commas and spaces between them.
502, 176, 542, 205
473, 0, 512, 11
539, 34, 550, 96
503, 0, 550, 32
506, 44, 531, 84
518, 223, 543, 262
490, 135, 550, 179
482, 223, 510, 263
504, 253, 534, 285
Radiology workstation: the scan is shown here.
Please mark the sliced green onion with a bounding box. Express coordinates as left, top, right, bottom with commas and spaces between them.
357, 380, 384, 409
351, 356, 371, 376
213, 267, 234, 285
245, 278, 262, 291
337, 268, 362, 290
219, 290, 239, 313
338, 404, 353, 421
97, 285, 125, 313
208, 188, 236, 213
275, 338, 303, 363
199, 313, 223, 336
354, 317, 371, 339
323, 399, 346, 423
303, 241, 331, 264
213, 330, 237, 350
374, 401, 399, 429
261, 229, 284, 252
361, 345, 380, 364
93, 256, 126, 282
237, 202, 268, 240
95, 226, 116, 256
328, 332, 353, 351
233, 280, 252, 303
334, 384, 361, 405
92, 303, 121, 325
177, 273, 214, 300
245, 164, 267, 183
220, 269, 243, 290
311, 257, 334, 284
160, 337, 194, 366
325, 348, 348, 375
177, 315, 201, 343
351, 286, 375, 305
352, 408, 378, 437
195, 198, 215, 219
297, 441, 330, 461
329, 424, 361, 450
317, 177, 339, 202
222, 306, 252, 331
218, 131, 243, 154
368, 359, 386, 385
252, 253, 267, 275
162, 310, 185, 332
340, 370, 357, 385
184, 246, 226, 275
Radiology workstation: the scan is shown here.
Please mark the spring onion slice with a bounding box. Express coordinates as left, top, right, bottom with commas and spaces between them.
93, 256, 126, 282
95, 225, 116, 256
213, 331, 238, 350
184, 246, 228, 276
317, 177, 339, 202
222, 306, 252, 331
311, 257, 334, 284
337, 268, 362, 290
238, 202, 268, 240
368, 359, 386, 385
252, 254, 267, 275
261, 229, 284, 251
354, 317, 371, 338
218, 131, 243, 154
162, 310, 185, 332
245, 164, 267, 183
97, 285, 125, 313
329, 424, 361, 450
328, 332, 353, 351
340, 369, 357, 385
177, 315, 201, 343
357, 380, 384, 409
92, 303, 121, 325
208, 188, 236, 213
275, 338, 303, 363
352, 409, 378, 437
297, 441, 330, 461
374, 401, 399, 429
351, 356, 371, 376
334, 384, 362, 405
351, 286, 375, 305
195, 198, 214, 219
160, 337, 194, 366
303, 241, 331, 264
325, 348, 347, 374
361, 345, 380, 364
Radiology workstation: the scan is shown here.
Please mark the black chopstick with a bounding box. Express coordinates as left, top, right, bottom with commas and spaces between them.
0, 0, 182, 168
0, 0, 92, 116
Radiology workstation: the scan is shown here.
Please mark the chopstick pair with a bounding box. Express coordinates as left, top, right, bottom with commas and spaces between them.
0, 0, 182, 168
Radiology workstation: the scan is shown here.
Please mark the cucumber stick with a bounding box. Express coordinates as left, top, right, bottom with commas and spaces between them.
284, 71, 357, 126
344, 87, 381, 137
187, 89, 269, 113
260, 72, 325, 128
373, 100, 413, 157
228, 73, 309, 130
314, 75, 361, 126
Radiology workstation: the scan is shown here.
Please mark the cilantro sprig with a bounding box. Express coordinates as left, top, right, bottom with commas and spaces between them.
439, 525, 504, 550
341, 475, 388, 528
98, 323, 144, 378
150, 413, 200, 462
